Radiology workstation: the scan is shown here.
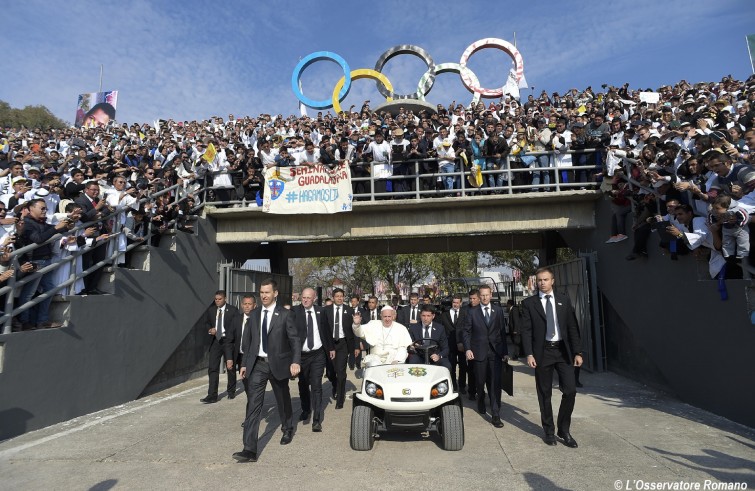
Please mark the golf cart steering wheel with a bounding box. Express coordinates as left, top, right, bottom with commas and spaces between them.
412, 338, 440, 364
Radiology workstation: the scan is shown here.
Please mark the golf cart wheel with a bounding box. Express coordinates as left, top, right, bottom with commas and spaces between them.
440, 404, 464, 451
350, 405, 375, 451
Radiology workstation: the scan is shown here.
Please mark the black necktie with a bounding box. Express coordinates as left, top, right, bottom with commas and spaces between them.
372, 310, 376, 320
261, 309, 269, 353
452, 309, 457, 324
424, 325, 430, 339
334, 306, 340, 339
411, 307, 416, 321
240, 316, 247, 353
215, 309, 222, 340
306, 310, 314, 350
545, 295, 556, 340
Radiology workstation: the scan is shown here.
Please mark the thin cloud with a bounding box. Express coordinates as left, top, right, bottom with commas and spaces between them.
1, 0, 753, 124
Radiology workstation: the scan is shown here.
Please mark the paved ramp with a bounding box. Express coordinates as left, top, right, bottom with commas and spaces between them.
1, 365, 753, 490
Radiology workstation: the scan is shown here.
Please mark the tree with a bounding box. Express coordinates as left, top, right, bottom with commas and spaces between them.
0, 100, 67, 129
423, 252, 477, 293
290, 253, 477, 299
484, 248, 578, 287
485, 250, 539, 278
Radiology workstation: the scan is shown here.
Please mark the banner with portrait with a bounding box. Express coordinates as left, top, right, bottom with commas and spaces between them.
262, 163, 352, 214
74, 91, 118, 128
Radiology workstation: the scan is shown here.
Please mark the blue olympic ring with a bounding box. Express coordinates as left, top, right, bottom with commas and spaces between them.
291, 52, 351, 110
293, 40, 525, 111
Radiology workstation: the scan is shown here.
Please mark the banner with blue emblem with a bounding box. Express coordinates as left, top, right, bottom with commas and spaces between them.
262, 162, 353, 214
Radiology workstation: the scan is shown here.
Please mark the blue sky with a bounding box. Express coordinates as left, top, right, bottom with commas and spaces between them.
2, 0, 754, 125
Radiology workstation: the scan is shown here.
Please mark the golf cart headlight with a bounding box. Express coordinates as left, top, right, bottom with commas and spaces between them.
431, 380, 449, 399
365, 382, 384, 399
366, 382, 377, 396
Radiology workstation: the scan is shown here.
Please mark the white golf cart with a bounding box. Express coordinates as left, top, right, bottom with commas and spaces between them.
350, 339, 464, 451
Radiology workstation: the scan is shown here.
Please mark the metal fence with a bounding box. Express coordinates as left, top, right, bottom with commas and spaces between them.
200, 148, 602, 206
550, 255, 603, 372
218, 262, 293, 308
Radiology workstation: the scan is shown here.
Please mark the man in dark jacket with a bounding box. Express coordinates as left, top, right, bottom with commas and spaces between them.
201, 290, 240, 403
18, 199, 76, 329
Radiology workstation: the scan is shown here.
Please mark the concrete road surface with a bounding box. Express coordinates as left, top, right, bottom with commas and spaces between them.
1, 364, 753, 490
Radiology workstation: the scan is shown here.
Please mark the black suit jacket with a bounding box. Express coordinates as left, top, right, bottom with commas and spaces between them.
462, 303, 508, 361
292, 304, 335, 352
396, 304, 421, 327
350, 306, 369, 348
409, 321, 449, 359
351, 305, 368, 321
240, 304, 301, 380
233, 311, 251, 363
440, 307, 462, 339
365, 307, 381, 322
204, 303, 239, 361
520, 292, 582, 364
74, 194, 104, 226
455, 303, 472, 343
323, 303, 356, 352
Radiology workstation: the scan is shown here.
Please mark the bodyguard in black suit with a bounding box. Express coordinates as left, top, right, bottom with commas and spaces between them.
200, 290, 239, 403
324, 288, 358, 409
462, 285, 508, 428
521, 267, 583, 448
407, 306, 450, 369
440, 295, 467, 391
293, 288, 335, 432
349, 294, 369, 368
74, 181, 109, 294
396, 292, 421, 328
364, 295, 381, 323
233, 279, 301, 463
457, 290, 481, 399
234, 294, 256, 409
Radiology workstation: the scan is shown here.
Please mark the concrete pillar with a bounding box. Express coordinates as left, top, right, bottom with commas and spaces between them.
268, 243, 289, 275
539, 231, 560, 267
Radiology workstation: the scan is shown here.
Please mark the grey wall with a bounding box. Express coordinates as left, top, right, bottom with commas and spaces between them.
0, 218, 226, 440
562, 198, 755, 428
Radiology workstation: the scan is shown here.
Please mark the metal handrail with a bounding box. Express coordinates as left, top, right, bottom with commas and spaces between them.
203, 148, 602, 205
0, 182, 199, 334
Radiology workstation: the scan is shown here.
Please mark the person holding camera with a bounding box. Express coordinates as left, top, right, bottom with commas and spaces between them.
709, 195, 749, 260
17, 199, 77, 329
74, 181, 111, 294
550, 118, 573, 187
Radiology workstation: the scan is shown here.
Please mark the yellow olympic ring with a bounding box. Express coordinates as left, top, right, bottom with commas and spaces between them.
331, 69, 394, 115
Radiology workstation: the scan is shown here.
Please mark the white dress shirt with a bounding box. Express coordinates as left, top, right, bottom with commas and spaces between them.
302, 308, 323, 352
258, 302, 276, 356
216, 305, 226, 337
538, 291, 561, 341
333, 304, 344, 340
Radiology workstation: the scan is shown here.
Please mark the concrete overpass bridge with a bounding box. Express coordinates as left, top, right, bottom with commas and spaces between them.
208, 190, 601, 263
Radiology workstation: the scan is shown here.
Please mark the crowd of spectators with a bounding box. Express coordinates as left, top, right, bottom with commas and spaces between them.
2, 74, 754, 331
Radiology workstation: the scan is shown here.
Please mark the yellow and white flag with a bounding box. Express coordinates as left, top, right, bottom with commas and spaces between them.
202, 143, 217, 163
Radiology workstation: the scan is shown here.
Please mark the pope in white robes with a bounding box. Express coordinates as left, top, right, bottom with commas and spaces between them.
352, 306, 413, 368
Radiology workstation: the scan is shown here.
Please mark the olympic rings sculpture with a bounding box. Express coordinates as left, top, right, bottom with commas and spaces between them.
291, 38, 526, 112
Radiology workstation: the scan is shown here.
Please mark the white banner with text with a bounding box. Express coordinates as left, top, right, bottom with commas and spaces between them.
262, 163, 353, 214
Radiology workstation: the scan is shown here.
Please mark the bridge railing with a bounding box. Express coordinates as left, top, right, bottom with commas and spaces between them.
353, 148, 600, 200
200, 148, 602, 206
